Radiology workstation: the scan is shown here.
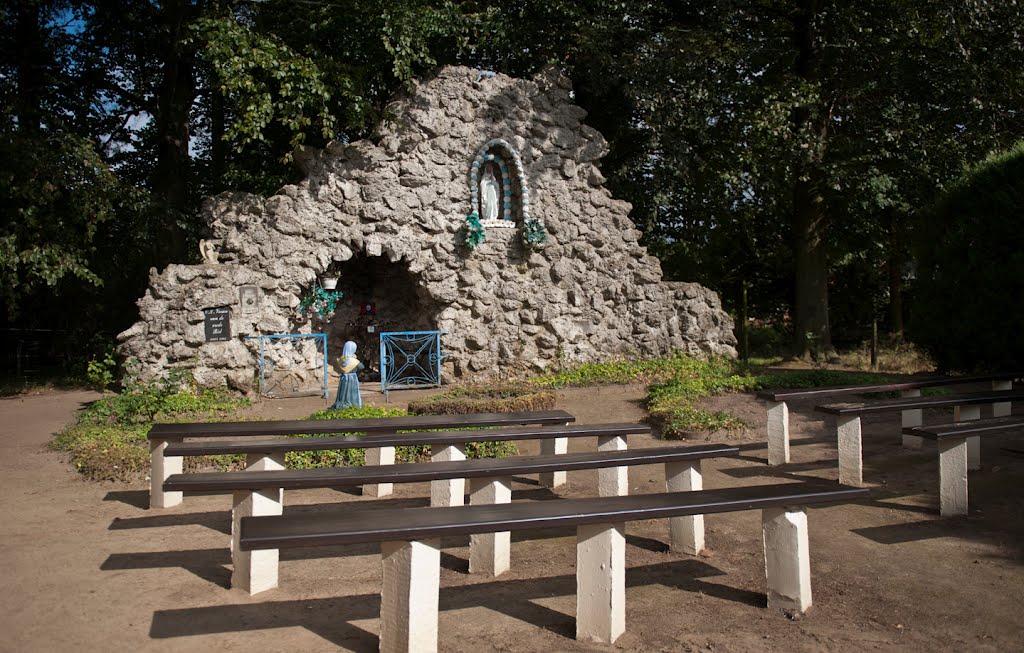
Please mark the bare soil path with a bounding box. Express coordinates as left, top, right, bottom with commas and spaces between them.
2, 385, 1023, 652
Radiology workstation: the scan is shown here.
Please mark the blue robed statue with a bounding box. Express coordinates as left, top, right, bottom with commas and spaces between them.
331, 340, 365, 409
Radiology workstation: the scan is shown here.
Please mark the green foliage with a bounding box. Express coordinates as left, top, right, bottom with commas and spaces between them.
911, 140, 1024, 372
463, 212, 486, 249
296, 287, 343, 322
79, 359, 249, 426
51, 424, 151, 482
86, 348, 117, 392
522, 217, 547, 248
190, 16, 337, 158
289, 404, 517, 468
753, 369, 892, 391
532, 352, 741, 389
408, 383, 555, 415
0, 132, 133, 318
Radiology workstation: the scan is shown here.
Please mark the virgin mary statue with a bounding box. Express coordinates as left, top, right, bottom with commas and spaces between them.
480, 163, 500, 221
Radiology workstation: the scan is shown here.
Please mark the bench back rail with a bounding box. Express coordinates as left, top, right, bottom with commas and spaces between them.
761, 374, 1019, 466
149, 410, 577, 509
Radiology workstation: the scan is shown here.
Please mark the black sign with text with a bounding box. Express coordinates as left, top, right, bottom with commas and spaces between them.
204, 306, 231, 342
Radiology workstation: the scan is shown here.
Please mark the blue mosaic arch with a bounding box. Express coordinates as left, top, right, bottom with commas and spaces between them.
469, 139, 530, 224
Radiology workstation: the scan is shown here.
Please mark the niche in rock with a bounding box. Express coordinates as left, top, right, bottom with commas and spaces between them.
325, 253, 441, 376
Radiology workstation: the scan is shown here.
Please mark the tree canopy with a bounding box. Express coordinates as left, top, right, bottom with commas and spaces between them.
3, 0, 1022, 369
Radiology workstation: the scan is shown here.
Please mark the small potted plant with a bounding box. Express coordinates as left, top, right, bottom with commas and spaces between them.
297, 285, 343, 322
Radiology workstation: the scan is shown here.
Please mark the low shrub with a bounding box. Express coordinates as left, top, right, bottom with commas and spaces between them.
407, 383, 555, 415
290, 404, 517, 467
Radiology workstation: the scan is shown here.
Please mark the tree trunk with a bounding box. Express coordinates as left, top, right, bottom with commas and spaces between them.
789, 0, 833, 360
885, 208, 905, 339
151, 0, 197, 266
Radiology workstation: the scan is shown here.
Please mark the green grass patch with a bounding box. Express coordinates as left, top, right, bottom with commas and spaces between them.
530, 352, 925, 440
407, 382, 556, 415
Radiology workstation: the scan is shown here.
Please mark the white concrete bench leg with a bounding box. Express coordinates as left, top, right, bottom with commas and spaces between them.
468, 476, 512, 576
597, 434, 628, 497
954, 405, 982, 471
901, 389, 924, 449
836, 415, 863, 486
149, 438, 183, 509
539, 436, 568, 488
231, 452, 286, 594
766, 400, 790, 466
576, 522, 625, 644
992, 380, 1012, 417
665, 460, 703, 555
938, 437, 969, 516
762, 507, 812, 614
363, 445, 396, 498
430, 444, 465, 506
380, 539, 441, 653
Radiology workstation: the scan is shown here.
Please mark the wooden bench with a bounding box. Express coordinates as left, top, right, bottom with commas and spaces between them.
240, 481, 868, 650
757, 373, 1020, 465
902, 416, 1024, 516
166, 438, 736, 594
148, 410, 575, 508
815, 389, 1024, 485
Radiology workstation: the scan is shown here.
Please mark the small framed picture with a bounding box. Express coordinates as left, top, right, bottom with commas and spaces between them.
239, 286, 259, 314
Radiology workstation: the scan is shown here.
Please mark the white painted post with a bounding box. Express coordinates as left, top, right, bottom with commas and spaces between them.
954, 405, 982, 471
149, 438, 183, 509
938, 438, 969, 516
665, 460, 703, 555
901, 389, 924, 449
597, 434, 628, 497
380, 539, 441, 653
468, 476, 512, 576
766, 401, 790, 466
762, 507, 812, 614
231, 452, 286, 594
836, 415, 864, 486
576, 522, 626, 644
539, 436, 568, 488
363, 445, 396, 498
430, 444, 465, 506
992, 380, 1012, 417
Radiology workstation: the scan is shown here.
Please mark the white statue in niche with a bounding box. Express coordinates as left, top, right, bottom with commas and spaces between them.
480, 163, 500, 221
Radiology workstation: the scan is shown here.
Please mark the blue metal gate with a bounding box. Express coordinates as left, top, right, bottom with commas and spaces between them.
246, 333, 329, 399
379, 330, 447, 396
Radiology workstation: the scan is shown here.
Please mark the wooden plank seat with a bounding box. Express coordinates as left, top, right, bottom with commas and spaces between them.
902, 416, 1024, 516
814, 389, 1024, 485
166, 439, 737, 594
239, 481, 868, 650
147, 410, 575, 508
757, 373, 1020, 466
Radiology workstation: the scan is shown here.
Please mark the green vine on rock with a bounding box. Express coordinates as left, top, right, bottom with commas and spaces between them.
464, 212, 486, 249
523, 217, 547, 249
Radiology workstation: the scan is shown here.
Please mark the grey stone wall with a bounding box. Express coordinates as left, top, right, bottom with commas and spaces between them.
117, 66, 736, 392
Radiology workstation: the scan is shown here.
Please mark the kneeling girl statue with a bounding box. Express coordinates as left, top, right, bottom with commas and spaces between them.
331, 341, 365, 409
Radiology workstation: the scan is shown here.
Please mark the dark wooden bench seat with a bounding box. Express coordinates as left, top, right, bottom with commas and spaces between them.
165, 442, 736, 492
166, 441, 737, 594
902, 416, 1024, 515
815, 389, 1024, 485
240, 481, 868, 648
756, 373, 1021, 466
148, 410, 575, 508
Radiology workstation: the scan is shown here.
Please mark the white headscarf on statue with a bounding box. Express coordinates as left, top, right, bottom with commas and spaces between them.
340, 340, 360, 374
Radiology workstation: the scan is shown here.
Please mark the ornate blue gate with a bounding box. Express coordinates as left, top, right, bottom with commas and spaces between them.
379, 330, 447, 396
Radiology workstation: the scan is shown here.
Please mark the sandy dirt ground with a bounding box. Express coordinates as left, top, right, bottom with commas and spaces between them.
2, 382, 1023, 652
